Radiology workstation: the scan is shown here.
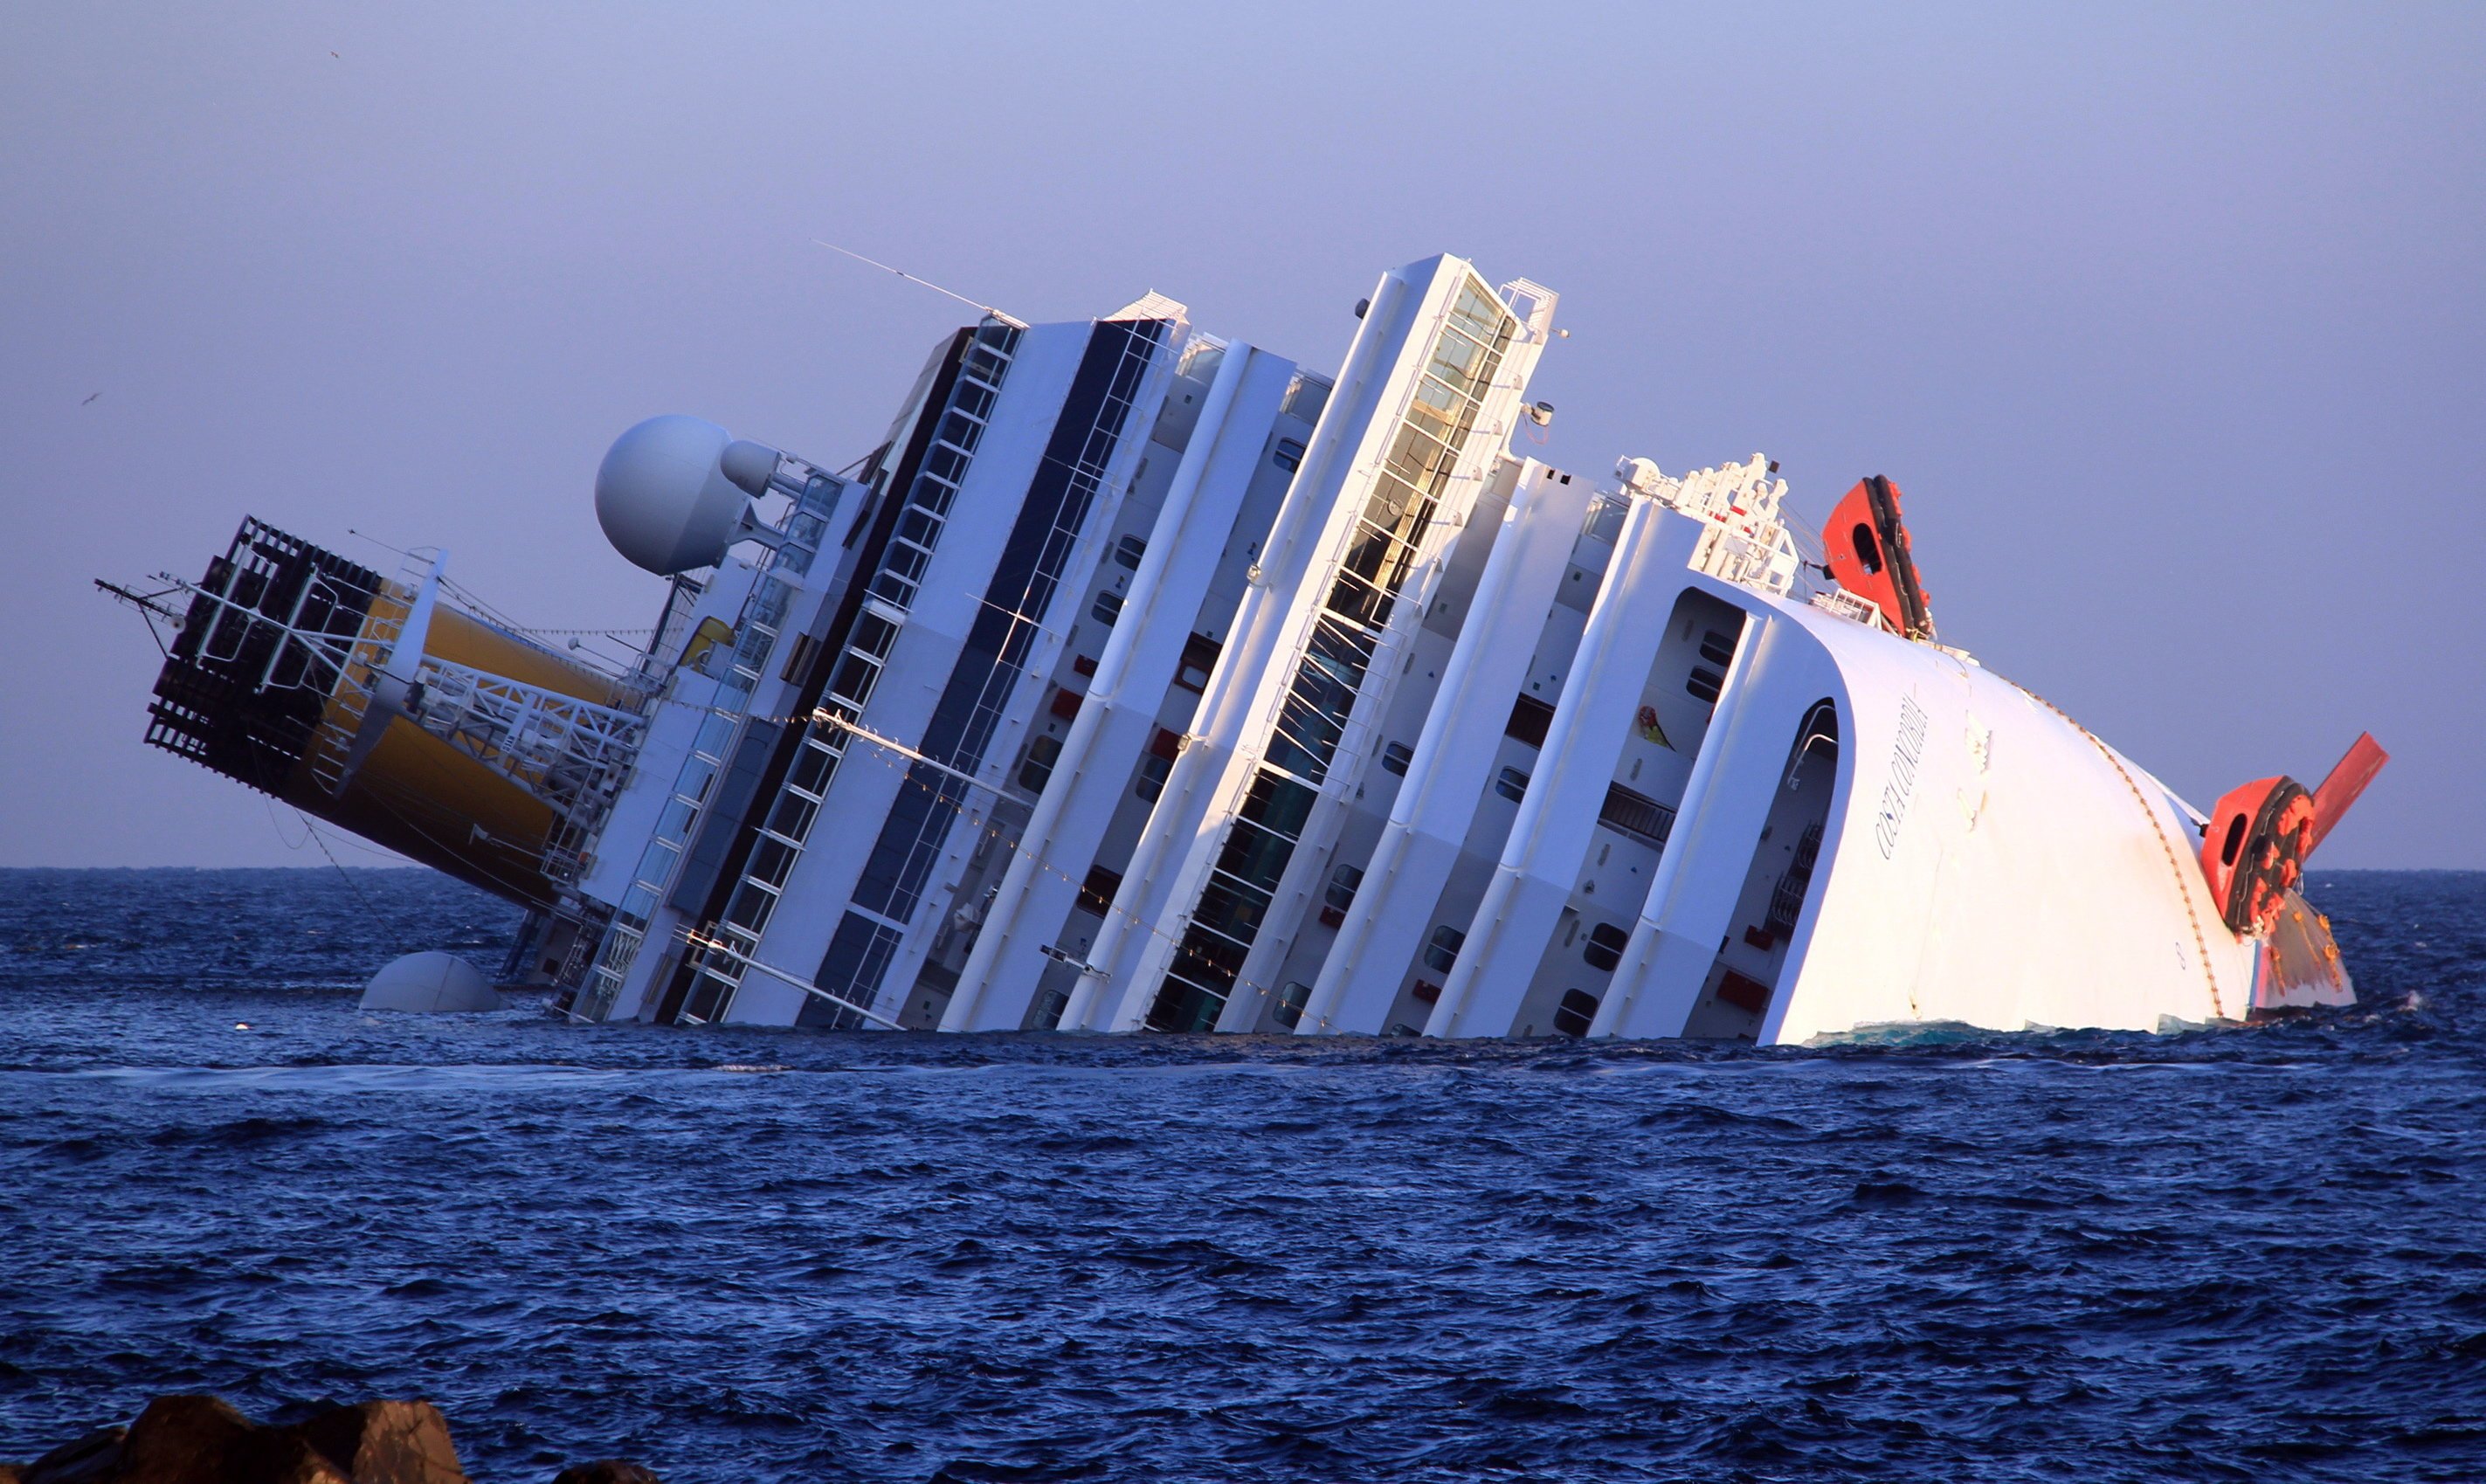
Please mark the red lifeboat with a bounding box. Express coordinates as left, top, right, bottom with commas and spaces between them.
2199, 734, 2388, 935
1823, 476, 1936, 640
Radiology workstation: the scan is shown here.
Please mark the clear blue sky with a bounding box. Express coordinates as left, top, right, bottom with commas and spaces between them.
3, 3, 2479, 867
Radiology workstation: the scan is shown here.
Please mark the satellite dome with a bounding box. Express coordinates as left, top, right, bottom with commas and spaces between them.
360, 950, 502, 1013
595, 415, 777, 575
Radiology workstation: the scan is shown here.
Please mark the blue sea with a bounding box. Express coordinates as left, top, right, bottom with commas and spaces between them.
1, 868, 2480, 1482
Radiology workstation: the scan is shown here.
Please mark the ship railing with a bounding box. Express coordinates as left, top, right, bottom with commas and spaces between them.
404, 656, 648, 832
305, 583, 414, 797
1806, 587, 1890, 632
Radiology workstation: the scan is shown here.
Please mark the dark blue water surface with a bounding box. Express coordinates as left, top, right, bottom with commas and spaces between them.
2, 868, 2482, 1482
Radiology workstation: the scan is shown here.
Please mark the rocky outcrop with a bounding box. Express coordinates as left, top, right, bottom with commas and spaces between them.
3, 1399, 654, 1484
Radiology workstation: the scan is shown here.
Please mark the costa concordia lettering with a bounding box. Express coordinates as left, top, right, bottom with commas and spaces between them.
101, 255, 2388, 1039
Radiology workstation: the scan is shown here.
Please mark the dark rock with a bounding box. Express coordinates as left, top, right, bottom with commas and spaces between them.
114, 1396, 345, 1484
24, 1426, 124, 1484
10, 1397, 640, 1484
551, 1463, 661, 1484
291, 1401, 466, 1484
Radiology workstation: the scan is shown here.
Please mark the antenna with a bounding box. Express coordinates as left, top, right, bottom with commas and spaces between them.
812, 240, 1013, 321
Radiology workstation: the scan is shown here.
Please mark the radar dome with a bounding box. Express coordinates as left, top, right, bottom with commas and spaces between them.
595, 415, 770, 575
359, 951, 502, 1013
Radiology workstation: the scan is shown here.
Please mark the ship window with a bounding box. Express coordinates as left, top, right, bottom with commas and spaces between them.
2220, 812, 2248, 866
1274, 980, 1312, 1029
1495, 765, 1530, 802
829, 652, 880, 707
1273, 437, 1307, 473
1423, 925, 1466, 975
1851, 523, 1882, 575
1092, 590, 1123, 626
937, 411, 984, 453
1505, 694, 1556, 749
911, 477, 956, 518
1216, 822, 1295, 892
851, 611, 899, 660
1687, 667, 1725, 704
1078, 863, 1122, 917
1136, 750, 1173, 803
788, 740, 837, 797
748, 837, 797, 888
1326, 863, 1364, 912
1175, 632, 1221, 693
722, 879, 777, 935
1115, 534, 1148, 570
766, 791, 818, 842
1381, 741, 1413, 776
677, 757, 717, 804
1019, 734, 1063, 793
1699, 630, 1737, 667
633, 834, 679, 881
1584, 922, 1629, 972
1553, 989, 1599, 1038
1238, 770, 1316, 839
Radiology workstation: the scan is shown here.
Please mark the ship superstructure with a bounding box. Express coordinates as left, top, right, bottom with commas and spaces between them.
105, 252, 2384, 1040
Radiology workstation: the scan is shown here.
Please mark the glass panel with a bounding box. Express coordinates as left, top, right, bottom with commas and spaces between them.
1171, 928, 1247, 989
851, 611, 900, 659
767, 790, 818, 841
1019, 733, 1062, 793
676, 757, 717, 804
1325, 864, 1363, 911
746, 578, 791, 629
1237, 770, 1316, 838
788, 740, 838, 797
829, 652, 880, 706
937, 411, 984, 452
723, 880, 777, 935
1146, 975, 1222, 1034
1194, 876, 1273, 941
748, 836, 797, 888
1214, 823, 1295, 893
912, 476, 957, 517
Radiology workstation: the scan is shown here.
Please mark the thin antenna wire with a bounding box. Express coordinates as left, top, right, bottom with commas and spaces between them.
813, 240, 1011, 321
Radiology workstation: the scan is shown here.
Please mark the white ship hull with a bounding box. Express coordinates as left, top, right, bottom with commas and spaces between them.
107, 252, 2377, 1041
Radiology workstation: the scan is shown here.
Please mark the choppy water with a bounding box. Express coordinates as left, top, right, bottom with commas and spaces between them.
1, 868, 2482, 1482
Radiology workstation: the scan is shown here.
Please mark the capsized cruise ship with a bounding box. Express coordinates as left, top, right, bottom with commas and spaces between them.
102, 253, 2387, 1040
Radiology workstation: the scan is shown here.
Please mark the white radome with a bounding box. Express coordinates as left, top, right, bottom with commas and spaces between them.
595, 414, 767, 576
360, 951, 503, 1013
